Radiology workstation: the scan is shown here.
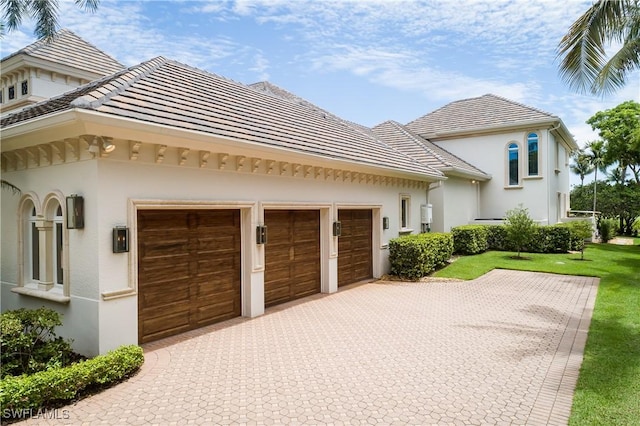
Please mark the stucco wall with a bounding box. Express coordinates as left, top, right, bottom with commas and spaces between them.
2, 151, 431, 355
434, 129, 559, 223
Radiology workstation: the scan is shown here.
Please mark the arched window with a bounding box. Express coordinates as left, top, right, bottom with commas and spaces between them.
53, 203, 64, 285
508, 143, 519, 186
527, 132, 539, 176
28, 205, 40, 282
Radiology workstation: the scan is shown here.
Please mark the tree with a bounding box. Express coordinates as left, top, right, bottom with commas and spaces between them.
571, 181, 640, 235
584, 140, 608, 218
568, 220, 594, 260
504, 204, 537, 259
557, 0, 640, 96
587, 100, 640, 184
1, 0, 99, 40
570, 149, 595, 186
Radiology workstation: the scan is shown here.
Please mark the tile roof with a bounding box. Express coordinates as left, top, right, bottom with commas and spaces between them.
405, 94, 558, 137
2, 29, 124, 75
372, 121, 490, 179
1, 57, 442, 179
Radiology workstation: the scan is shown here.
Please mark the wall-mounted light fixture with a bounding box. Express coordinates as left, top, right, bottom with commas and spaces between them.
66, 195, 84, 229
333, 221, 342, 237
87, 136, 115, 154
382, 217, 390, 230
112, 226, 129, 253
256, 225, 267, 244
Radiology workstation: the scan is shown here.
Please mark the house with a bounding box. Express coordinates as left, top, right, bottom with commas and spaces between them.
0, 32, 577, 356
0, 29, 124, 115
405, 95, 578, 228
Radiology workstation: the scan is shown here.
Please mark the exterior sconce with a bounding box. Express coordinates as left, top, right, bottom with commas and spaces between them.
87, 136, 115, 154
256, 225, 267, 244
333, 221, 342, 237
382, 217, 390, 230
66, 195, 84, 229
112, 227, 129, 253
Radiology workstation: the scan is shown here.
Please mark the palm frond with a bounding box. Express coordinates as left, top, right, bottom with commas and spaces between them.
557, 0, 638, 96
30, 0, 59, 40
1, 179, 21, 195
2, 0, 28, 31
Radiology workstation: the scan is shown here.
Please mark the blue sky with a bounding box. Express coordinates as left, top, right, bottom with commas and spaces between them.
2, 0, 639, 186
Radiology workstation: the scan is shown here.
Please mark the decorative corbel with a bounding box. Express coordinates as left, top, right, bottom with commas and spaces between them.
280, 162, 289, 176
199, 151, 210, 168
266, 160, 276, 174
251, 158, 261, 173
236, 155, 246, 171
155, 145, 167, 163
179, 148, 190, 166
130, 141, 142, 161
51, 141, 66, 162
218, 153, 229, 170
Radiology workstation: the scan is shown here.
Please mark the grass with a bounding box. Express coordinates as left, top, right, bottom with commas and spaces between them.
432, 239, 640, 425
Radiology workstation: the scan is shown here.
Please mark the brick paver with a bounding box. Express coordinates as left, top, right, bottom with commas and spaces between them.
16, 270, 598, 425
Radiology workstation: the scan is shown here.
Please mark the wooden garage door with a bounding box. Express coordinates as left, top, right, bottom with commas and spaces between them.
264, 210, 320, 307
137, 210, 241, 343
338, 209, 373, 287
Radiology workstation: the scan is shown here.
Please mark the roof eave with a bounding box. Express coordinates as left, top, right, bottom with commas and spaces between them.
422, 118, 561, 140
2, 108, 445, 181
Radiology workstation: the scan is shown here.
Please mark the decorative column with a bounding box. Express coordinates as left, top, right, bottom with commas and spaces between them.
35, 219, 54, 290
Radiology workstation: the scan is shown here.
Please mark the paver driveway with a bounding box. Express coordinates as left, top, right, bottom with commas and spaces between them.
18, 269, 598, 425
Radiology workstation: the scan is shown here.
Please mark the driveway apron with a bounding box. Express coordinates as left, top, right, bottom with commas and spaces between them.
17, 269, 598, 425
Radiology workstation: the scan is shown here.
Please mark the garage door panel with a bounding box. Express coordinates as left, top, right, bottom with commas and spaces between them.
338, 209, 373, 287
264, 210, 320, 307
138, 209, 241, 344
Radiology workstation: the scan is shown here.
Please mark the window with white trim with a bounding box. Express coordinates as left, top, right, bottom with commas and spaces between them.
400, 195, 410, 229
28, 205, 40, 282
527, 132, 539, 176
507, 142, 520, 186
53, 203, 64, 285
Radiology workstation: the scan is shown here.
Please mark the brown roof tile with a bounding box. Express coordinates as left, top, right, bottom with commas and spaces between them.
372, 121, 490, 179
406, 94, 558, 137
3, 29, 124, 76
2, 58, 442, 179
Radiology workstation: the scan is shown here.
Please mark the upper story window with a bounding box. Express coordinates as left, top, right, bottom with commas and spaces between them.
527, 132, 539, 176
507, 143, 519, 186
21, 80, 28, 96
8, 85, 15, 100
0, 89, 3, 104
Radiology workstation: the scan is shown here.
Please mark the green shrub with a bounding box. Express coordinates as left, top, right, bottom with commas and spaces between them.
485, 225, 510, 251
389, 232, 454, 280
1, 308, 76, 378
452, 225, 488, 255
599, 218, 618, 242
0, 345, 144, 415
526, 225, 571, 253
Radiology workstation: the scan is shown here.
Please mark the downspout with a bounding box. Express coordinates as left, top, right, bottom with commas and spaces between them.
548, 121, 562, 223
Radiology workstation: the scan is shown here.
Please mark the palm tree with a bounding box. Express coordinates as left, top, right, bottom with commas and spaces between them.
607, 165, 629, 185
1, 0, 99, 40
585, 140, 608, 218
570, 150, 595, 186
557, 0, 640, 96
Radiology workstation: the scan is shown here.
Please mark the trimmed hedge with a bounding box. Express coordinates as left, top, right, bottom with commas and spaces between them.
0, 345, 144, 415
452, 224, 574, 255
451, 225, 489, 254
389, 232, 454, 280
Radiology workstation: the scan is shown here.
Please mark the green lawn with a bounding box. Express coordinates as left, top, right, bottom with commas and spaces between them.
432, 240, 640, 425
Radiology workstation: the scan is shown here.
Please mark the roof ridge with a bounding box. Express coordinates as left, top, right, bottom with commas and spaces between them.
481, 93, 556, 118
70, 57, 168, 109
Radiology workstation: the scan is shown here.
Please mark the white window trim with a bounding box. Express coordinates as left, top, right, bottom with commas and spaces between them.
13, 191, 70, 303
505, 141, 522, 188
400, 194, 412, 232
525, 131, 543, 178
